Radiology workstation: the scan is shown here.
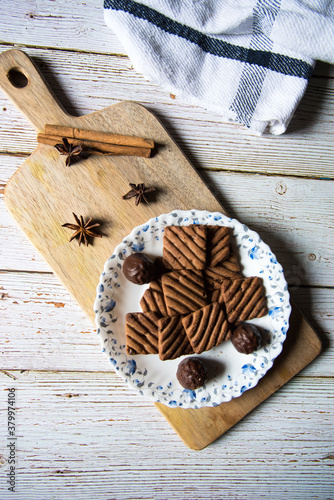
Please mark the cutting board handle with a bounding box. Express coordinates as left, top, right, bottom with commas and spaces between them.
0, 49, 72, 132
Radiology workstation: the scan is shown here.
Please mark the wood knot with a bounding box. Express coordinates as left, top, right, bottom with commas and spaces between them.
276, 181, 287, 195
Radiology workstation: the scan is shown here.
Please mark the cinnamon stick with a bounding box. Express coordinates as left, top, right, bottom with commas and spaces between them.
44, 124, 154, 149
37, 133, 152, 158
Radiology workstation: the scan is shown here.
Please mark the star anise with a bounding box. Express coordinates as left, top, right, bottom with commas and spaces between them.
54, 138, 87, 166
122, 183, 156, 206
62, 213, 102, 246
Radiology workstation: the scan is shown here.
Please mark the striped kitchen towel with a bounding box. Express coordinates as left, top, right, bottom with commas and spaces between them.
104, 0, 334, 135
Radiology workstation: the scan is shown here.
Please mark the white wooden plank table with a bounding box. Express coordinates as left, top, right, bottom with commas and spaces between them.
0, 1, 333, 499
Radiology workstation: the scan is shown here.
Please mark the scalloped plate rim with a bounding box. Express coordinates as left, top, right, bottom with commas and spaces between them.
94, 209, 291, 409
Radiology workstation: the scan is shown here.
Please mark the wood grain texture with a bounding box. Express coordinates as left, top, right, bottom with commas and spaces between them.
0, 44, 333, 179
157, 305, 322, 449
1, 50, 222, 324
0, 271, 332, 374
2, 161, 333, 285
0, 0, 121, 55
0, 4, 333, 495
0, 49, 324, 451
0, 370, 333, 500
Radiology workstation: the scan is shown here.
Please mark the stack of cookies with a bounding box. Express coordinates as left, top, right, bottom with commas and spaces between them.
125, 225, 267, 360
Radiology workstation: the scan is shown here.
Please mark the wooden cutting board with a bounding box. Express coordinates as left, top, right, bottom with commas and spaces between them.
1, 49, 322, 450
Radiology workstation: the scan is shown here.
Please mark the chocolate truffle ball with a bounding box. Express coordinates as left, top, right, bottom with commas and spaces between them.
123, 253, 155, 285
231, 322, 261, 354
176, 357, 208, 390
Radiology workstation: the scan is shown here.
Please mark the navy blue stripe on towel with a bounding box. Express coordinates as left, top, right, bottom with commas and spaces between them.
230, 0, 281, 127
104, 0, 313, 80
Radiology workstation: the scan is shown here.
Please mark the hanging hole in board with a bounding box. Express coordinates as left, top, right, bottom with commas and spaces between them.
7, 68, 29, 88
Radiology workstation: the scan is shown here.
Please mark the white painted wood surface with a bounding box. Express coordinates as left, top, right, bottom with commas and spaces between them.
0, 1, 333, 499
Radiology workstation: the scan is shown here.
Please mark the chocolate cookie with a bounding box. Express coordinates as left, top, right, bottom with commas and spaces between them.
140, 280, 167, 317
161, 269, 207, 316
125, 311, 160, 355
182, 302, 232, 354
158, 315, 194, 361
204, 254, 241, 290
206, 226, 230, 267
220, 276, 267, 323
163, 225, 208, 270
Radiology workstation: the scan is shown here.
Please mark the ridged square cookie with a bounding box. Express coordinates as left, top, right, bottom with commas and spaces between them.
207, 286, 224, 305
158, 315, 194, 360
204, 253, 241, 291
182, 302, 232, 354
161, 269, 207, 316
220, 276, 268, 323
206, 226, 230, 267
125, 311, 160, 355
163, 225, 208, 270
140, 280, 167, 317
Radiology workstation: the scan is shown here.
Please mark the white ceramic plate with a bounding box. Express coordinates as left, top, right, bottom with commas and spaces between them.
94, 210, 291, 409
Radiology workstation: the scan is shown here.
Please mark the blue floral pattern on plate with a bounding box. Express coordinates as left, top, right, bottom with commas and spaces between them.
94, 210, 291, 409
